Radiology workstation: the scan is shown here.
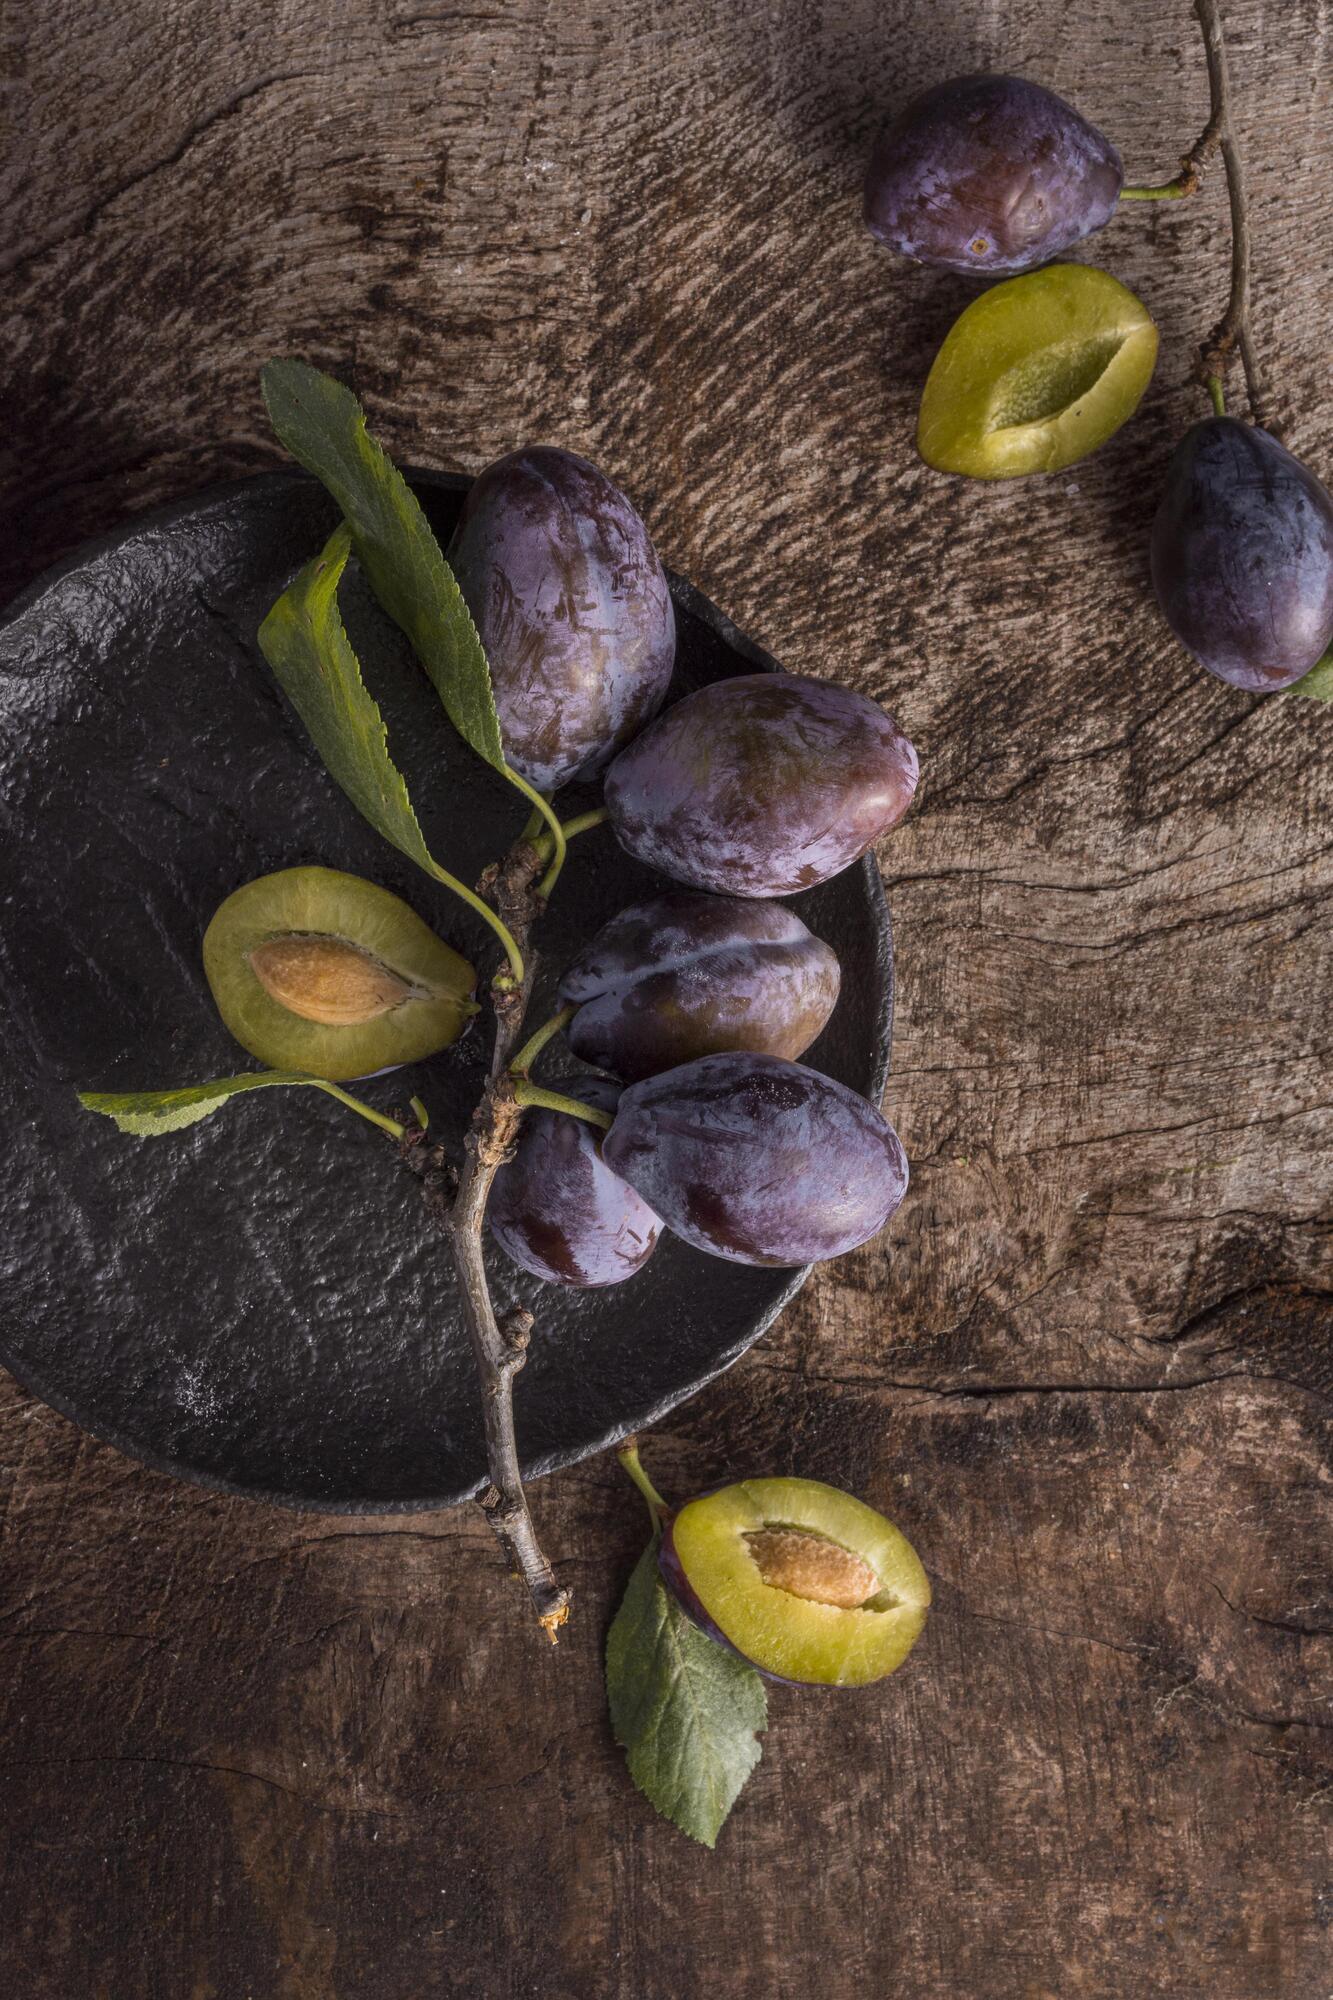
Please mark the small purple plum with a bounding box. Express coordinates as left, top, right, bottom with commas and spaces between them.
1151, 417, 1333, 690
489, 1076, 661, 1288
604, 674, 917, 897
602, 1051, 908, 1267
558, 892, 840, 1082
864, 74, 1123, 276
447, 446, 675, 792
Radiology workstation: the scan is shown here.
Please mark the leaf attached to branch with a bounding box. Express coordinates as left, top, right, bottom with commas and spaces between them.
78, 1072, 330, 1137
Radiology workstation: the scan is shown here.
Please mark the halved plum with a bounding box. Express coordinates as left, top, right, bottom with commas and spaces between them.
203, 866, 476, 1080
659, 1477, 930, 1687
917, 263, 1157, 478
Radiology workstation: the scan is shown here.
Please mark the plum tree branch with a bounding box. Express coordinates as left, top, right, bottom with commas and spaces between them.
1189, 0, 1269, 424
402, 834, 572, 1641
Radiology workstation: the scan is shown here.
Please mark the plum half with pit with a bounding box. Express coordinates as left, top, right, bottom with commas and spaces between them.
602, 1051, 908, 1267
489, 1077, 662, 1288
558, 892, 841, 1083
1150, 417, 1333, 690
447, 445, 676, 793
604, 674, 918, 897
864, 74, 1123, 276
202, 867, 476, 1081
659, 1477, 930, 1686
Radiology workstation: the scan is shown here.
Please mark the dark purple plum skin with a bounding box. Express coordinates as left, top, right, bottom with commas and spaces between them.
446, 446, 676, 792
658, 1518, 807, 1687
1150, 418, 1333, 691
604, 674, 918, 897
488, 1076, 662, 1288
602, 1051, 908, 1268
558, 891, 841, 1083
864, 74, 1123, 276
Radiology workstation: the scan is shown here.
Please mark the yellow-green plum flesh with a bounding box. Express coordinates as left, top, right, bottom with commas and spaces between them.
918, 264, 1157, 479
659, 1477, 930, 1686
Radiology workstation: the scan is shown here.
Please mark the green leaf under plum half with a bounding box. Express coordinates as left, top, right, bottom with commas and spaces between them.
606, 1533, 767, 1849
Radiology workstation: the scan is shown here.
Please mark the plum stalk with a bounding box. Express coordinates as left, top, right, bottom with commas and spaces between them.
402, 834, 572, 1640
1187, 0, 1267, 425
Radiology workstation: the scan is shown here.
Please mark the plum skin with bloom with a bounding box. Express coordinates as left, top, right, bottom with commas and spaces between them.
489, 1077, 661, 1288
1151, 418, 1333, 690
558, 891, 841, 1083
604, 673, 918, 897
602, 1051, 908, 1267
864, 74, 1123, 276
447, 445, 676, 792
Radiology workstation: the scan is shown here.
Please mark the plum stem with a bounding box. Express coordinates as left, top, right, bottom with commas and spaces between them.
509, 1003, 577, 1079
512, 1079, 614, 1130
403, 832, 572, 1641
1187, 0, 1269, 424
617, 1437, 668, 1531
312, 1081, 406, 1141
1205, 373, 1226, 417
504, 769, 567, 893
409, 1094, 430, 1131
531, 806, 610, 883
1120, 179, 1196, 202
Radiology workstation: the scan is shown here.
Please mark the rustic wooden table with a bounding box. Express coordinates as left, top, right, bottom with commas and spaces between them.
3, 2, 1330, 1994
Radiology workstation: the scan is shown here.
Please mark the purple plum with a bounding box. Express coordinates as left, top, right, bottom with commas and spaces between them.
864, 74, 1123, 276
604, 674, 918, 897
1150, 418, 1333, 690
489, 1076, 661, 1288
558, 892, 841, 1082
602, 1052, 908, 1267
447, 446, 676, 792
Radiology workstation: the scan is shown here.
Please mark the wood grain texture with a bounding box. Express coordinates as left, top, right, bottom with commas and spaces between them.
2, 0, 1331, 1995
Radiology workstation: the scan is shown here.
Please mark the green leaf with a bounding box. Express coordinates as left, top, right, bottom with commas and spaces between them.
1289, 649, 1333, 701
78, 1071, 325, 1137
256, 523, 524, 980
606, 1536, 767, 1848
260, 359, 506, 773
258, 522, 440, 878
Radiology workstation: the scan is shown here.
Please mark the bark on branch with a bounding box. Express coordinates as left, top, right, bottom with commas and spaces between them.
401, 836, 571, 1641
1189, 0, 1269, 424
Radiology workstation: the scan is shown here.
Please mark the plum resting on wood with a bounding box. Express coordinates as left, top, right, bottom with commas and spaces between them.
659, 1476, 931, 1686
864, 74, 1123, 276
1150, 418, 1333, 690
604, 673, 918, 897
489, 1076, 661, 1288
558, 892, 841, 1082
602, 1051, 908, 1267
447, 446, 676, 792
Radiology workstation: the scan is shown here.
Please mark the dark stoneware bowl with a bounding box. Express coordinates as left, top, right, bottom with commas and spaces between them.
0, 472, 893, 1510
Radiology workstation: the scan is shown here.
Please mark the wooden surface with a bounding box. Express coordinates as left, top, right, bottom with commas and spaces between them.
3, 1, 1331, 1994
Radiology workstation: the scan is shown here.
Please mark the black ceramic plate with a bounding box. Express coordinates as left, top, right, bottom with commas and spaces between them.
0, 472, 892, 1511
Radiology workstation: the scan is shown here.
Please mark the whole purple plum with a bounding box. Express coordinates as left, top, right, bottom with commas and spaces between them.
864, 74, 1123, 276
604, 674, 918, 897
602, 1052, 908, 1267
489, 1077, 661, 1288
1150, 418, 1333, 691
558, 892, 841, 1082
447, 446, 675, 792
